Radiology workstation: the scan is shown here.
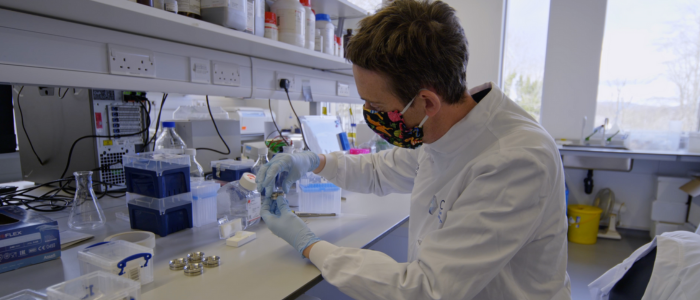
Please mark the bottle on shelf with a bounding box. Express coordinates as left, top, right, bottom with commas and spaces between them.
153, 0, 163, 9
137, 0, 154, 6
250, 147, 269, 175
201, 0, 247, 31
178, 0, 201, 19
300, 0, 315, 51
245, 0, 255, 34
335, 36, 342, 57
264, 12, 279, 41
154, 121, 187, 154
164, 0, 178, 13
343, 28, 353, 57
254, 0, 264, 37
272, 0, 306, 47
315, 14, 334, 55
185, 148, 204, 179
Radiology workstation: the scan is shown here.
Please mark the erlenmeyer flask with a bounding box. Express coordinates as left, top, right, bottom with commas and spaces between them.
68, 171, 106, 230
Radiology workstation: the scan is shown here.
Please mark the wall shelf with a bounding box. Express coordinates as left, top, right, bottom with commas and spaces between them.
559, 146, 700, 163
0, 0, 355, 75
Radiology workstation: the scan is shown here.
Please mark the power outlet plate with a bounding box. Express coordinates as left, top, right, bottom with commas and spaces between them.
190, 57, 211, 84
275, 71, 296, 91
337, 82, 350, 97
211, 61, 241, 86
107, 44, 156, 78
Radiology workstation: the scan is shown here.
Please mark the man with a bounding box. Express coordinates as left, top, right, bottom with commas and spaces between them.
257, 0, 571, 299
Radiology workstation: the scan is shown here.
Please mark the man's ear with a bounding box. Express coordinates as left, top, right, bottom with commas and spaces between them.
421, 90, 442, 117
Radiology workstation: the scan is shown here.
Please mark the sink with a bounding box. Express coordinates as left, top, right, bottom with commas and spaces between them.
562, 143, 628, 150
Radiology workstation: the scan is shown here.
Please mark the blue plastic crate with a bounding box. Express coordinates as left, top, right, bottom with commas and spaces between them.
212, 166, 251, 182
127, 193, 193, 237
210, 159, 254, 182
123, 152, 191, 198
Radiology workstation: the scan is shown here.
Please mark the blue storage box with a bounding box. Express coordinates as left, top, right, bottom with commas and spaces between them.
127, 192, 193, 237
0, 206, 61, 274
123, 152, 191, 198
211, 159, 254, 182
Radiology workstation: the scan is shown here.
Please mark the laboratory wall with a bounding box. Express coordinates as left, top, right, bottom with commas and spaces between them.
443, 0, 506, 89
540, 0, 608, 140
565, 160, 700, 230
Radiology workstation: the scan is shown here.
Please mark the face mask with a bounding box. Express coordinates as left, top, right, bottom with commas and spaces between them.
363, 92, 429, 149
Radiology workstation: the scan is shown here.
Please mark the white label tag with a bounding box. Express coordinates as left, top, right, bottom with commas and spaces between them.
179, 0, 200, 14
246, 195, 261, 224
201, 0, 241, 9
245, 0, 255, 33
277, 9, 303, 34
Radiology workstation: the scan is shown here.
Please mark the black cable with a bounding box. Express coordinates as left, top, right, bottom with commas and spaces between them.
15, 86, 46, 165
139, 100, 151, 145
145, 93, 167, 151
60, 88, 69, 99
0, 178, 122, 212
284, 87, 310, 150
269, 98, 289, 146
195, 95, 231, 155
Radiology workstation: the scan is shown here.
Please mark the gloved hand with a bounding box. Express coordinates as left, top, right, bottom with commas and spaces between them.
256, 151, 320, 196
261, 196, 321, 256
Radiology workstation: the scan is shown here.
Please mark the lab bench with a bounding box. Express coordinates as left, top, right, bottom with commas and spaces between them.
0, 189, 410, 300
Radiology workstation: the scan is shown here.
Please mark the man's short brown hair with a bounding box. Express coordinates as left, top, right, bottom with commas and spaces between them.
346, 0, 469, 105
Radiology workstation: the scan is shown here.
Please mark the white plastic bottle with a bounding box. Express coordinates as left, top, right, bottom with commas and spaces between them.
245, 0, 255, 34
201, 0, 247, 31
217, 173, 261, 229
254, 0, 264, 37
314, 29, 323, 52
164, 0, 178, 13
315, 14, 335, 55
264, 12, 279, 41
301, 0, 315, 50
250, 147, 269, 175
185, 148, 204, 178
272, 0, 305, 47
154, 121, 187, 154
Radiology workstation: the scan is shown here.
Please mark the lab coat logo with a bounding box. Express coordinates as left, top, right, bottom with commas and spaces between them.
437, 200, 445, 224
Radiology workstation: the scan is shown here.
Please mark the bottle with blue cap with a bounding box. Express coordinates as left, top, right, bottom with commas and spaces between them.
154, 121, 187, 154
315, 13, 335, 55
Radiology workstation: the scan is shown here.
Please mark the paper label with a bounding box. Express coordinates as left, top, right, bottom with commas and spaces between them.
202, 0, 243, 10
246, 195, 261, 224
179, 0, 201, 14
165, 2, 178, 13
265, 25, 278, 41
277, 9, 303, 34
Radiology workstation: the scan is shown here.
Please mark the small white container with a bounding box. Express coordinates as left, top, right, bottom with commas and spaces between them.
0, 290, 46, 300
264, 11, 278, 41
201, 0, 247, 31
47, 271, 141, 300
78, 241, 154, 285
315, 14, 335, 55
190, 180, 219, 227
272, 0, 305, 47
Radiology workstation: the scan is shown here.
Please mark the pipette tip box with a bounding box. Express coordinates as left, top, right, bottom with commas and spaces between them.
0, 206, 61, 274
123, 152, 191, 198
127, 192, 193, 237
210, 159, 253, 182
47, 271, 141, 300
299, 183, 342, 215
190, 180, 219, 227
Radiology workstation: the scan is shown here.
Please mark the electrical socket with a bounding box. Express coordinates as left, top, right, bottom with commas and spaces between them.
190, 57, 211, 84
107, 44, 156, 78
211, 61, 241, 86
275, 71, 296, 91
38, 87, 55, 96
337, 82, 350, 97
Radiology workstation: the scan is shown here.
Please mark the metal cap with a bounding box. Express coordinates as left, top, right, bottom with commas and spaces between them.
202, 255, 221, 268
183, 263, 204, 276
169, 258, 187, 270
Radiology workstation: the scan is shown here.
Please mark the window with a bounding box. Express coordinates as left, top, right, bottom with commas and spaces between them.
501, 0, 551, 121
348, 0, 383, 14
596, 0, 700, 132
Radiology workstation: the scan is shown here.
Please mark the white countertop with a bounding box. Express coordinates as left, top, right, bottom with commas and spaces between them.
0, 190, 410, 299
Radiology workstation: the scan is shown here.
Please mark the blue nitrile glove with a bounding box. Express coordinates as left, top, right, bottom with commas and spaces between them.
261, 196, 321, 256
256, 151, 320, 196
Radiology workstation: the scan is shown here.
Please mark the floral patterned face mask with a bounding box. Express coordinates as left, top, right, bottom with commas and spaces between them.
362, 91, 429, 149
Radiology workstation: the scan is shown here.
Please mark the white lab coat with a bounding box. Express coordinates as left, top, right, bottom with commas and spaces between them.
311, 82, 571, 300
588, 231, 700, 300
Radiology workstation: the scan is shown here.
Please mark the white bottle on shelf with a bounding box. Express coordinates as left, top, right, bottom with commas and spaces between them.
164, 0, 178, 13
314, 29, 323, 52
272, 0, 306, 47
301, 0, 315, 50
264, 12, 279, 41
315, 14, 335, 55
201, 0, 247, 31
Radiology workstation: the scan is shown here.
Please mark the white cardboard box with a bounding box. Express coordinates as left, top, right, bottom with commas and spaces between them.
650, 221, 683, 238
651, 200, 688, 223
657, 176, 692, 203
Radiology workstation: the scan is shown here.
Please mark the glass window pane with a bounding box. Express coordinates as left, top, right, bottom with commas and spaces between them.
347, 0, 383, 14
501, 0, 551, 121
596, 0, 700, 132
